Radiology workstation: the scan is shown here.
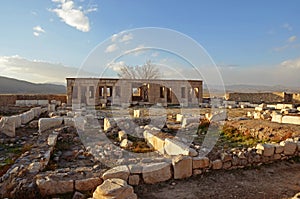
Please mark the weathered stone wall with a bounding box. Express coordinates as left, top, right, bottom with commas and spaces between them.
66, 78, 203, 107
293, 93, 300, 104
0, 95, 17, 106
226, 92, 287, 103
0, 94, 67, 106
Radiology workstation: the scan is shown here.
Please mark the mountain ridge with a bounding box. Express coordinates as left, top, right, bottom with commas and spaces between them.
0, 76, 66, 94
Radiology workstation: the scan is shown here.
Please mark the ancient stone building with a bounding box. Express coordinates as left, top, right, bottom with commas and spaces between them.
66, 78, 203, 107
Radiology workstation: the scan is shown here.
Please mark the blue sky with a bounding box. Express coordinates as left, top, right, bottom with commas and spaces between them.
0, 0, 299, 86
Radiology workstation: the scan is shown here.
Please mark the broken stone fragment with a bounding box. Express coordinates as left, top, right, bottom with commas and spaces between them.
142, 162, 172, 184
120, 139, 133, 149
172, 155, 192, 179
93, 178, 137, 199
102, 165, 130, 181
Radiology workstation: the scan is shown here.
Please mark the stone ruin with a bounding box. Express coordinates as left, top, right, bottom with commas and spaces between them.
0, 101, 300, 198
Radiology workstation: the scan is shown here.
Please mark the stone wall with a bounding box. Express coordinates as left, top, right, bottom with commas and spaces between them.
0, 94, 67, 106
66, 78, 203, 107
0, 107, 45, 137
225, 92, 288, 103
293, 93, 300, 104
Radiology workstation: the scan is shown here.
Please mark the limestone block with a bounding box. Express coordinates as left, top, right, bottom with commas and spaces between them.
280, 141, 297, 155
182, 117, 200, 128
47, 133, 58, 146
176, 114, 184, 122
254, 107, 264, 112
104, 118, 112, 131
10, 115, 22, 128
247, 112, 253, 118
118, 130, 127, 141
193, 157, 210, 169
133, 109, 143, 118
274, 154, 281, 160
21, 110, 35, 124
144, 131, 165, 154
48, 104, 56, 112
220, 152, 232, 162
93, 178, 136, 199
276, 104, 293, 110
75, 177, 103, 191
31, 107, 42, 118
222, 161, 232, 169
256, 144, 275, 157
64, 117, 75, 127
164, 138, 190, 156
274, 144, 284, 154
0, 117, 15, 137
253, 112, 261, 120
128, 164, 143, 174
102, 165, 130, 181
36, 178, 74, 196
120, 139, 133, 149
37, 100, 49, 106
15, 100, 25, 106
38, 118, 63, 133
212, 159, 223, 170
25, 100, 38, 106
271, 114, 282, 123
282, 116, 300, 125
142, 162, 172, 184
172, 156, 192, 179
128, 175, 140, 185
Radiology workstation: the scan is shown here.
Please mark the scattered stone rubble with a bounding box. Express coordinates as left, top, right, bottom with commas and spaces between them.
1, 100, 300, 198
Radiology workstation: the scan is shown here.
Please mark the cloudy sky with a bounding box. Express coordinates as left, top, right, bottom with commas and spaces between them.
0, 0, 299, 86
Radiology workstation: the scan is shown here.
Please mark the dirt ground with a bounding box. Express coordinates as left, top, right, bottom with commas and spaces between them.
135, 159, 300, 199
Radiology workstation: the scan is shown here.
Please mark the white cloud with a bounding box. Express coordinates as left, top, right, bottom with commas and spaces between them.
107, 61, 125, 72
33, 26, 46, 37
105, 44, 118, 53
280, 58, 300, 68
33, 32, 40, 37
111, 34, 118, 42
119, 33, 133, 43
282, 23, 293, 31
33, 26, 45, 33
288, 35, 297, 43
0, 55, 94, 84
50, 0, 97, 32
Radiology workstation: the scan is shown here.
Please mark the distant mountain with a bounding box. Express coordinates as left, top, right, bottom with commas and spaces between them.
0, 76, 66, 94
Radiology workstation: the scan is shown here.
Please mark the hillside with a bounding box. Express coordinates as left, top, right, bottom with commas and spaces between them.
0, 76, 66, 94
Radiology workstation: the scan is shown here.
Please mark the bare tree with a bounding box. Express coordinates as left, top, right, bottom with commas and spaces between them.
117, 60, 161, 79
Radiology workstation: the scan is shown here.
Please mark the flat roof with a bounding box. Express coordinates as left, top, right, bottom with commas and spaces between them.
66, 77, 202, 82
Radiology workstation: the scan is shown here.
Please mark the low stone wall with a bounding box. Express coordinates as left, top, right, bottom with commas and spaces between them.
226, 92, 286, 103
0, 94, 67, 106
0, 107, 45, 137
98, 137, 300, 187
282, 115, 300, 125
